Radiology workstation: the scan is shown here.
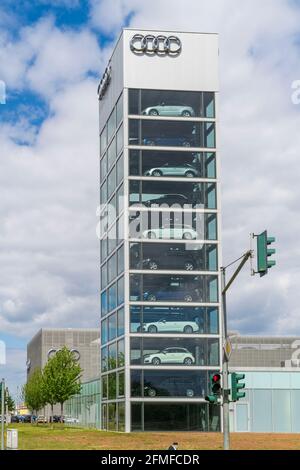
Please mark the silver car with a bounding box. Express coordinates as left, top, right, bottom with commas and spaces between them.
142, 103, 195, 117
144, 163, 200, 178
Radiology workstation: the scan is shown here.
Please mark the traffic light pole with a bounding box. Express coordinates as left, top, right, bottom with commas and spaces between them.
221, 250, 252, 451
1, 378, 4, 451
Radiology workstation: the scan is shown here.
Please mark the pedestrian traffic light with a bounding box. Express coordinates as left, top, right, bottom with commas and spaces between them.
256, 230, 276, 277
205, 373, 222, 404
231, 372, 245, 402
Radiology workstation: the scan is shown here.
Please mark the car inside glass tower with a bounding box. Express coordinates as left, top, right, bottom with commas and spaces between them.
99, 32, 221, 432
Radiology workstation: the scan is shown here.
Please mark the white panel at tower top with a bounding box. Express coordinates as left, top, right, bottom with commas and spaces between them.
123, 29, 219, 92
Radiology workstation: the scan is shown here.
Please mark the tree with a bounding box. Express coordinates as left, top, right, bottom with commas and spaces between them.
23, 368, 46, 419
5, 388, 15, 413
43, 347, 82, 422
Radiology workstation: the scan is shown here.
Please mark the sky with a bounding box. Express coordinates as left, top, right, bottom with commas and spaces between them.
1, 0, 300, 398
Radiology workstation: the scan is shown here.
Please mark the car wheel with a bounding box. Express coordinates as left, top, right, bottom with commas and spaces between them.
147, 294, 157, 302
182, 110, 192, 117
182, 232, 192, 240
186, 389, 194, 397
152, 357, 161, 365
185, 171, 195, 178
148, 325, 158, 333
184, 261, 194, 271
149, 109, 159, 116
184, 294, 193, 302
184, 357, 193, 365
146, 140, 155, 146
183, 325, 193, 334
152, 170, 162, 177
182, 141, 191, 147
149, 260, 158, 270
147, 231, 156, 239
148, 388, 157, 397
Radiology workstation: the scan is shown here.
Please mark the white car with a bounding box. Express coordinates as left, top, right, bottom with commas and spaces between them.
140, 318, 199, 334
64, 416, 79, 424
142, 104, 195, 117
142, 224, 197, 240
143, 347, 195, 365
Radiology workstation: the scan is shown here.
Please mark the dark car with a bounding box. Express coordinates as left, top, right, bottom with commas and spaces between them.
143, 136, 194, 147
142, 247, 198, 271
144, 376, 203, 398
143, 284, 201, 303
144, 194, 189, 208
11, 415, 19, 423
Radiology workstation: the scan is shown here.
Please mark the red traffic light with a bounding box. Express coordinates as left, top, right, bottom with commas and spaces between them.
212, 374, 221, 383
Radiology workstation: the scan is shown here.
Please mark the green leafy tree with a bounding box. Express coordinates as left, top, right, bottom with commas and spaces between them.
5, 388, 15, 413
23, 368, 46, 419
43, 347, 82, 422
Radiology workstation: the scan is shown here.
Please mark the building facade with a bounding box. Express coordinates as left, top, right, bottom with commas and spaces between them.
99, 29, 222, 432
27, 328, 100, 417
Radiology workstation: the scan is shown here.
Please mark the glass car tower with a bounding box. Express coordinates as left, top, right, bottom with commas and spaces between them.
99, 29, 221, 432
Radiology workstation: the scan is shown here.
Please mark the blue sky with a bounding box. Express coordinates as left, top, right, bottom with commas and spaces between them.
1, 0, 300, 397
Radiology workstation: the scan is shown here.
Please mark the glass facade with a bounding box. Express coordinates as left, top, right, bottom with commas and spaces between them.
99, 75, 221, 430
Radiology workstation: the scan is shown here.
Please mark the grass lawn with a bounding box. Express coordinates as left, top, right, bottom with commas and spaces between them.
5, 424, 300, 450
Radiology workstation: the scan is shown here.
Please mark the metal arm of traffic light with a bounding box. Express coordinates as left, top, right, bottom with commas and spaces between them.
222, 250, 253, 295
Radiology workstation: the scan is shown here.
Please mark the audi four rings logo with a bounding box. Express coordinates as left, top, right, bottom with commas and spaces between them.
47, 348, 80, 361
97, 63, 112, 101
130, 34, 182, 56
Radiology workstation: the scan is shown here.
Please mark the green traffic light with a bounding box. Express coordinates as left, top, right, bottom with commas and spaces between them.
231, 372, 246, 402
257, 231, 276, 276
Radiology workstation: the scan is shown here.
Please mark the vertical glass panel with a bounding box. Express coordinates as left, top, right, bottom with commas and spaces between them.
108, 342, 117, 370
117, 123, 123, 156
131, 370, 142, 397
116, 153, 124, 186
129, 89, 139, 115
102, 375, 108, 399
252, 390, 272, 432
108, 283, 117, 312
205, 123, 215, 148
107, 108, 116, 143
101, 236, 107, 262
108, 312, 117, 341
116, 93, 123, 126
118, 402, 125, 432
107, 166, 116, 199
130, 306, 141, 333
131, 403, 142, 431
208, 245, 218, 271
107, 137, 116, 171
101, 346, 108, 372
108, 402, 116, 430
100, 125, 107, 155
205, 152, 216, 178
101, 318, 108, 344
102, 404, 107, 430
101, 263, 107, 289
291, 390, 300, 432
207, 214, 217, 240
118, 338, 125, 367
207, 308, 219, 334
101, 291, 107, 317
206, 183, 216, 210
100, 153, 107, 181
129, 119, 139, 145
272, 390, 291, 432
117, 245, 124, 275
108, 253, 117, 283
208, 277, 218, 302
209, 404, 221, 431
100, 181, 107, 205
208, 339, 219, 366
117, 184, 124, 213
117, 276, 124, 306
118, 373, 125, 398
108, 224, 117, 254
117, 307, 125, 336
203, 92, 215, 118
131, 337, 142, 365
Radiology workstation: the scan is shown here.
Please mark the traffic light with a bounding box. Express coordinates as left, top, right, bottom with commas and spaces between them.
231, 373, 246, 402
205, 373, 222, 404
256, 230, 276, 277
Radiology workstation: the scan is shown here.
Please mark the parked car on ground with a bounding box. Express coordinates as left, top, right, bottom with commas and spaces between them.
144, 163, 200, 178
142, 224, 198, 240
64, 416, 79, 424
142, 104, 195, 117
37, 415, 47, 424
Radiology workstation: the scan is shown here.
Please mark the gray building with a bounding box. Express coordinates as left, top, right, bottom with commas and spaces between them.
98, 28, 221, 432
229, 335, 300, 433
27, 328, 100, 417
